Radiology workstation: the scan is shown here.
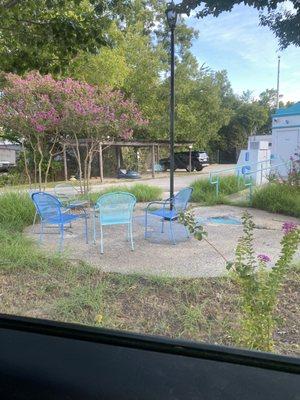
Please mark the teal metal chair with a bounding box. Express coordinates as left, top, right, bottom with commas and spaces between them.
93, 192, 136, 254
145, 187, 193, 245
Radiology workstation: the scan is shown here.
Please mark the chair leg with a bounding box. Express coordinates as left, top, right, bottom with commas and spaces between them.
169, 220, 176, 245
100, 224, 104, 254
39, 222, 44, 244
161, 217, 165, 233
129, 222, 134, 251
32, 211, 37, 230
59, 224, 64, 252
185, 225, 190, 239
93, 210, 96, 244
84, 215, 88, 244
144, 210, 148, 238
127, 223, 130, 241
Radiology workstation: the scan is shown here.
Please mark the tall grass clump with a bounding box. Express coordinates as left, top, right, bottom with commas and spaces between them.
0, 192, 35, 232
191, 175, 245, 205
0, 192, 64, 272
0, 228, 63, 272
130, 183, 163, 202
252, 183, 300, 218
89, 183, 163, 203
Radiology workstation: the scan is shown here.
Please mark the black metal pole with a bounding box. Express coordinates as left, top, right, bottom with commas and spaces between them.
169, 27, 175, 209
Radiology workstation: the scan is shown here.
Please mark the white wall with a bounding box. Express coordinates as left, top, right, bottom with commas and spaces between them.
272, 113, 300, 176
0, 147, 16, 164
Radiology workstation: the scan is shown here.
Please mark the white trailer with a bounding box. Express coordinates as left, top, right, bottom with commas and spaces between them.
0, 141, 19, 171
272, 102, 300, 175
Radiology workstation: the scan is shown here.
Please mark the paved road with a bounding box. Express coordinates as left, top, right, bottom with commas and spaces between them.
0, 164, 236, 195
89, 164, 236, 194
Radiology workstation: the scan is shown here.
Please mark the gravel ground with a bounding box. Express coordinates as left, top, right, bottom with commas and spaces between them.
25, 205, 300, 278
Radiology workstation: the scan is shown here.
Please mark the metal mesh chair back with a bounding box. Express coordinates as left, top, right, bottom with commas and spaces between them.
96, 192, 136, 225
173, 187, 193, 213
31, 192, 62, 222
54, 183, 79, 203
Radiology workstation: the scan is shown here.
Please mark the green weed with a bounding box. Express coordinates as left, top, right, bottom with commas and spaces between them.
252, 183, 300, 218
0, 192, 35, 232
191, 175, 245, 205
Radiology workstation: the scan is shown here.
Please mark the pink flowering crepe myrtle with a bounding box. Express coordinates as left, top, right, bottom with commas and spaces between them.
0, 71, 148, 189
0, 72, 148, 141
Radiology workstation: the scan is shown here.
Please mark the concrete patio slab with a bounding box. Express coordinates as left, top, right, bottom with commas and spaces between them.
25, 205, 300, 278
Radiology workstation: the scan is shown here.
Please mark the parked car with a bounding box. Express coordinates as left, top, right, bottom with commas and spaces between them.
159, 151, 209, 172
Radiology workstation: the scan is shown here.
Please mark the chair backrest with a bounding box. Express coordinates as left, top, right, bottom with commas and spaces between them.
54, 183, 79, 203
31, 192, 62, 222
173, 187, 193, 212
96, 192, 136, 223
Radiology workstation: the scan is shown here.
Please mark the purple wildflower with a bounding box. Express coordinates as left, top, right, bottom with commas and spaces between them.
282, 222, 298, 235
257, 254, 271, 263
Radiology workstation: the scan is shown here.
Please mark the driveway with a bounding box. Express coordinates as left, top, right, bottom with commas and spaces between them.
89, 164, 236, 194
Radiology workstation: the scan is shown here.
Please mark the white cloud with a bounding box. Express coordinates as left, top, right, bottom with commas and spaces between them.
186, 3, 300, 102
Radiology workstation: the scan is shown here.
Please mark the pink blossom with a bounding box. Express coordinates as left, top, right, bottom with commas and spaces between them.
282, 222, 298, 235
257, 254, 271, 263
0, 71, 147, 142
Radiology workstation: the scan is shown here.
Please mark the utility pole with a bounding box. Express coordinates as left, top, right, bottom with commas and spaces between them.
276, 55, 281, 109
165, 2, 177, 209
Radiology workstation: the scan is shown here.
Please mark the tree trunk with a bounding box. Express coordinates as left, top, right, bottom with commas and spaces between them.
36, 138, 44, 191
73, 135, 83, 193
33, 150, 37, 186
21, 141, 32, 187
44, 154, 53, 188
29, 140, 37, 186
87, 141, 97, 190
84, 155, 88, 193
44, 141, 57, 188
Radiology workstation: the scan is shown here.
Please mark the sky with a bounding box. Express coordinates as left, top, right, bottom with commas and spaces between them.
185, 3, 300, 103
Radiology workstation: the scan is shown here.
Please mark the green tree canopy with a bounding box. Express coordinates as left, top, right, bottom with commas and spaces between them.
0, 0, 129, 74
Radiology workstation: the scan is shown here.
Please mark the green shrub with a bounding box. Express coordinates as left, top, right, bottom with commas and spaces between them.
191, 175, 245, 205
252, 183, 300, 218
227, 212, 300, 352
0, 171, 26, 187
89, 183, 163, 204
0, 192, 35, 232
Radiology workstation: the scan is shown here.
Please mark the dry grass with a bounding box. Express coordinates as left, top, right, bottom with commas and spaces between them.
0, 259, 299, 356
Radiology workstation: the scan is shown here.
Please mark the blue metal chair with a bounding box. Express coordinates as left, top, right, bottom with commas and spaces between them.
93, 192, 136, 254
31, 192, 88, 251
145, 187, 193, 245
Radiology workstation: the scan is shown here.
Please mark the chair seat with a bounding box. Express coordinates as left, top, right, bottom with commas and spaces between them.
45, 214, 80, 225
150, 208, 178, 220
101, 215, 131, 225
